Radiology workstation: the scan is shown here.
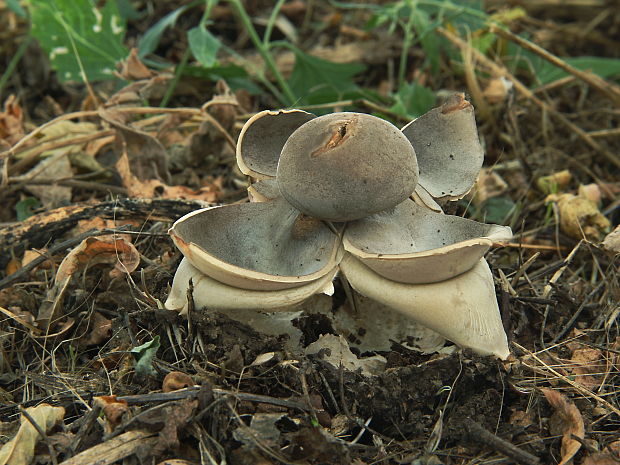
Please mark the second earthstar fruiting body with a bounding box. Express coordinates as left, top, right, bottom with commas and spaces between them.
165, 94, 513, 359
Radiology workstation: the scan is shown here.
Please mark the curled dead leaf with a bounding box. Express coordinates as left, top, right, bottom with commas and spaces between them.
472, 168, 508, 205
542, 388, 585, 465
0, 95, 24, 147
0, 404, 65, 465
117, 48, 153, 81
582, 440, 620, 465
569, 347, 608, 389
547, 193, 611, 241
94, 395, 130, 433
602, 225, 620, 254
162, 372, 194, 393
79, 311, 113, 347
37, 236, 140, 329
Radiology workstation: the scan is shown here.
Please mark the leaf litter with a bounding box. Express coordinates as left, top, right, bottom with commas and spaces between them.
0, 1, 619, 464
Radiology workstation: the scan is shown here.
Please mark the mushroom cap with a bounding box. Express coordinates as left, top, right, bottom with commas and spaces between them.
343, 198, 512, 283
340, 255, 510, 359
165, 258, 337, 314
277, 112, 419, 221
169, 198, 341, 291
401, 94, 483, 201
236, 109, 316, 179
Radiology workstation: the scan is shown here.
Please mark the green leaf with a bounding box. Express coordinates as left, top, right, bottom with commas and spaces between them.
7, 0, 26, 17
131, 336, 160, 377
15, 197, 41, 221
481, 196, 516, 224
138, 5, 189, 58
537, 57, 620, 85
188, 25, 221, 68
288, 48, 365, 105
507, 41, 620, 85
390, 81, 435, 119
411, 9, 441, 75
29, 0, 127, 83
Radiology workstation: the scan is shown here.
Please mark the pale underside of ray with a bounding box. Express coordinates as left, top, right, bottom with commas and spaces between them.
165, 258, 337, 314
339, 255, 510, 359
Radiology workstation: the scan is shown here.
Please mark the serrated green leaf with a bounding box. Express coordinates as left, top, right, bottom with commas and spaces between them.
29, 0, 127, 83
138, 5, 189, 58
131, 336, 160, 377
15, 197, 41, 221
288, 48, 365, 105
188, 25, 221, 68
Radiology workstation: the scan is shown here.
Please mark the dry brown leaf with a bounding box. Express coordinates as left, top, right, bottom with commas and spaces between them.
117, 48, 153, 81
602, 225, 620, 254
569, 347, 607, 389
482, 76, 513, 103
80, 311, 113, 347
472, 168, 508, 205
100, 108, 170, 182
542, 388, 585, 465
5, 256, 20, 275
162, 372, 194, 393
0, 404, 65, 465
509, 409, 535, 428
116, 147, 221, 201
137, 398, 199, 457
582, 440, 620, 465
37, 236, 140, 328
94, 395, 130, 433
578, 184, 602, 205
0, 95, 24, 147
24, 154, 73, 207
547, 193, 611, 241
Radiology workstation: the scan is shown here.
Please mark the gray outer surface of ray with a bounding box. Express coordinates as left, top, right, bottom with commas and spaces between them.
343, 198, 512, 283
277, 112, 419, 221
237, 109, 316, 178
401, 95, 483, 200
170, 198, 338, 279
248, 178, 281, 202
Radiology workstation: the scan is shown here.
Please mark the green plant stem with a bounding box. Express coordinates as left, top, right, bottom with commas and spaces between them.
227, 0, 295, 106
200, 0, 218, 26
398, 0, 417, 88
0, 36, 31, 100
219, 43, 287, 103
161, 48, 191, 107
263, 0, 287, 46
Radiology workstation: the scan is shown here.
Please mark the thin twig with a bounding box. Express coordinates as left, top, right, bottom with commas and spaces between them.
490, 24, 620, 106
513, 342, 620, 417
464, 418, 540, 465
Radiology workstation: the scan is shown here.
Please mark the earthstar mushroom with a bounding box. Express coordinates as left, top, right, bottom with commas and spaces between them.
165, 95, 512, 359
